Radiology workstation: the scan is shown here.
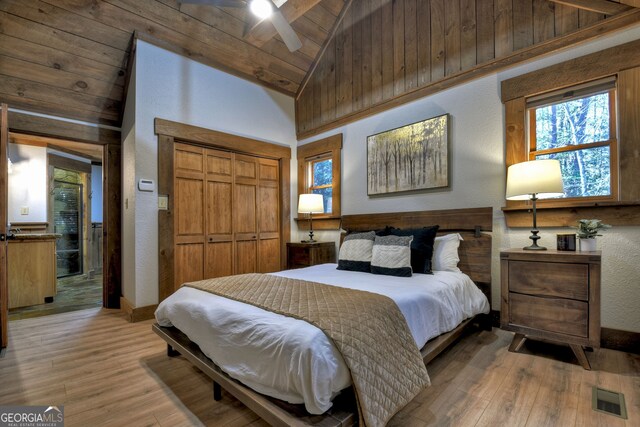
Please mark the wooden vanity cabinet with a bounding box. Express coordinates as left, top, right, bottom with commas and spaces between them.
8, 236, 57, 309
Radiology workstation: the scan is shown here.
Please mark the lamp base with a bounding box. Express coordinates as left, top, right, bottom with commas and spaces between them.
523, 243, 547, 251
523, 229, 547, 251
300, 239, 318, 244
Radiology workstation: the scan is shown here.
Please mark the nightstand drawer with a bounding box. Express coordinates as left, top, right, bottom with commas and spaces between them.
509, 260, 589, 301
289, 248, 310, 265
509, 293, 588, 337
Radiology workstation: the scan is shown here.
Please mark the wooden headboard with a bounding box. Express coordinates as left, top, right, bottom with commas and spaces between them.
341, 207, 493, 305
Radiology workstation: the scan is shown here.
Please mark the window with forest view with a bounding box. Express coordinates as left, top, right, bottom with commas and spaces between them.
528, 85, 617, 200
308, 156, 333, 214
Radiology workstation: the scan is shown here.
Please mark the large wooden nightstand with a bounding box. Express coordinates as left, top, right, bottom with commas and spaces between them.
500, 249, 601, 370
286, 242, 336, 269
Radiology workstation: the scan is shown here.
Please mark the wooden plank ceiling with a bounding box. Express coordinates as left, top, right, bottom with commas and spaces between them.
296, 0, 640, 138
0, 0, 638, 131
0, 0, 346, 127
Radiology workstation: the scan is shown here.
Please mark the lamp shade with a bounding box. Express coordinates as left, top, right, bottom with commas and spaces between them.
298, 194, 324, 214
506, 160, 564, 200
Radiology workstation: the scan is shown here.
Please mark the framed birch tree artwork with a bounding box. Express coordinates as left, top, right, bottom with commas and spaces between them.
367, 114, 449, 196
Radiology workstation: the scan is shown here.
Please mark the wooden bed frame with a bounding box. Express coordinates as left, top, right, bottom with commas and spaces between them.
153, 206, 493, 427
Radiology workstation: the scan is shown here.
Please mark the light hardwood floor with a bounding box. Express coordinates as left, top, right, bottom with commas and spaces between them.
0, 308, 638, 426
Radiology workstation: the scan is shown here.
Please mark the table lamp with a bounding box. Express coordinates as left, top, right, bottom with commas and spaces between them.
506, 159, 564, 250
298, 194, 324, 243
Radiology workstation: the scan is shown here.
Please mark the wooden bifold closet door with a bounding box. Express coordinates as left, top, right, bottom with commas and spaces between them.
173, 143, 281, 290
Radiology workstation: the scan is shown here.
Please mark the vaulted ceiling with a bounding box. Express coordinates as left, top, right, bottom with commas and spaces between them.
0, 0, 638, 130
0, 0, 346, 127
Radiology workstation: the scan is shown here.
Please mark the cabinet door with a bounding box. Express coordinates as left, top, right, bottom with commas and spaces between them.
205, 149, 234, 278
234, 154, 258, 274
174, 143, 205, 289
258, 158, 280, 273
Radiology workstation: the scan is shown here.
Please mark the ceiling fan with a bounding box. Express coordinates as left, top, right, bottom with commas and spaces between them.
181, 0, 303, 52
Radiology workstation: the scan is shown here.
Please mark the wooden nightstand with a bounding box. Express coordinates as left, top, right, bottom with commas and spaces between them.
500, 249, 601, 370
286, 242, 336, 269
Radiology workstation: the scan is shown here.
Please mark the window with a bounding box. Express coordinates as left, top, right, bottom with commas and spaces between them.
297, 134, 342, 225
501, 42, 640, 227
308, 155, 333, 214
527, 78, 617, 201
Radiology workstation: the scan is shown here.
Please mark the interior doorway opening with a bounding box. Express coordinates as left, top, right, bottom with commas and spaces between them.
7, 133, 104, 320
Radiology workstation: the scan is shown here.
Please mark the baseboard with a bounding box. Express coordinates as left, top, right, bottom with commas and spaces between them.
491, 310, 639, 354
601, 327, 640, 354
120, 297, 158, 323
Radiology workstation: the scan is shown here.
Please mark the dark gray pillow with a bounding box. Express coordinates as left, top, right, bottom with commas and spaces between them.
337, 231, 376, 272
370, 235, 413, 277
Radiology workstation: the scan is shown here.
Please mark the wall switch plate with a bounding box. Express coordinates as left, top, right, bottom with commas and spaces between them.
158, 195, 168, 210
20, 206, 29, 215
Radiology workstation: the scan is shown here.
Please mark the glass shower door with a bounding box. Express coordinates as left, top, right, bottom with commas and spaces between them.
53, 181, 83, 277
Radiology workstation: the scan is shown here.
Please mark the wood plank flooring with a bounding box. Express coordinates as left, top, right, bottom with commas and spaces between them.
1, 308, 638, 426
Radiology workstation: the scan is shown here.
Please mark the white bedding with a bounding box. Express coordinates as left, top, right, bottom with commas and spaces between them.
155, 264, 490, 414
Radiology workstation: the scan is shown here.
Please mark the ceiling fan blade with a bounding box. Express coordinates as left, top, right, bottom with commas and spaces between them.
270, 7, 302, 52
181, 0, 245, 7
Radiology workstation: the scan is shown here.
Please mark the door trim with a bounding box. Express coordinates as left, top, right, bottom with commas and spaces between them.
7, 111, 122, 309
156, 119, 291, 302
1, 104, 8, 348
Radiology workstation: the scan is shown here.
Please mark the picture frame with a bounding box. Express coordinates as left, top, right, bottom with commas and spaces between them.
367, 113, 450, 196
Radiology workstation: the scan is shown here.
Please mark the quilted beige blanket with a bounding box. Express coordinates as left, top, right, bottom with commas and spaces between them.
184, 273, 430, 427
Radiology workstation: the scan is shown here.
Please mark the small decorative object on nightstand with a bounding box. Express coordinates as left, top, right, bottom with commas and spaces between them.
500, 248, 601, 370
287, 242, 336, 270
575, 219, 611, 252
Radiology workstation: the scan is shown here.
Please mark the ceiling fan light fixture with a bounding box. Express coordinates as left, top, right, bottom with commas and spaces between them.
249, 0, 272, 19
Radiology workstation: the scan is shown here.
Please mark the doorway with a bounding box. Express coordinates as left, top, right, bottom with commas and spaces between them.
7, 134, 104, 320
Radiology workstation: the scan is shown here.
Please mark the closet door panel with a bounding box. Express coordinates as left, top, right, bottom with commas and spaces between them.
233, 154, 258, 274
174, 143, 205, 289
258, 238, 280, 273
205, 241, 233, 278
258, 185, 279, 234
236, 240, 257, 274
207, 182, 232, 235
205, 149, 234, 278
175, 243, 204, 288
207, 151, 233, 178
175, 143, 204, 178
176, 178, 204, 236
235, 156, 258, 182
234, 184, 257, 234
257, 158, 280, 273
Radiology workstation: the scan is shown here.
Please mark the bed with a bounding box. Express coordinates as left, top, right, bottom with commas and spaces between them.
153, 207, 493, 426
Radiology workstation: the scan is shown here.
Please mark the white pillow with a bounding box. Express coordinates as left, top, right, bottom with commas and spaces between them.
432, 233, 463, 272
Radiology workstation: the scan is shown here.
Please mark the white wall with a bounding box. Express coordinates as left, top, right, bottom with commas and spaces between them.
7, 143, 47, 224
124, 40, 297, 307
299, 24, 640, 333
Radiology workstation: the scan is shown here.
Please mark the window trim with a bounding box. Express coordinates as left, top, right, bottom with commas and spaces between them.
296, 134, 342, 224
526, 86, 619, 204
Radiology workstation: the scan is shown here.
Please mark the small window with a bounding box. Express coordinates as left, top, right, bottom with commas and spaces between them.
527, 79, 617, 201
297, 134, 342, 221
308, 156, 333, 214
